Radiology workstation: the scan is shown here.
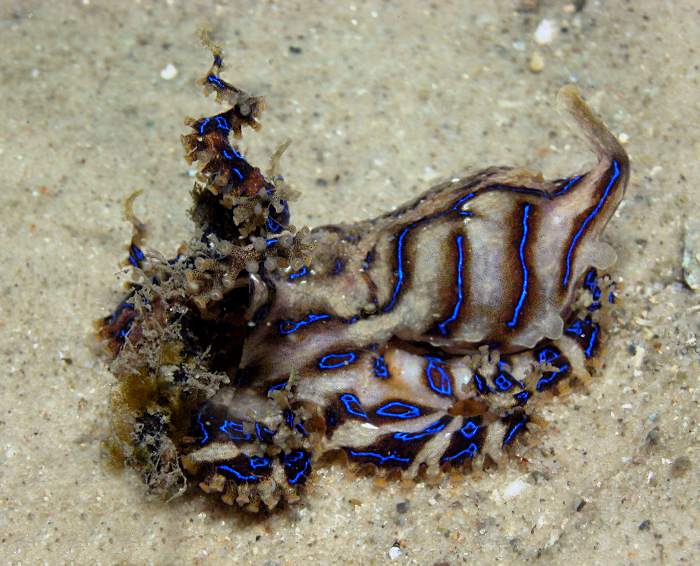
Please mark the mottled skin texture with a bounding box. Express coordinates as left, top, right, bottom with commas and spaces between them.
186, 87, 629, 509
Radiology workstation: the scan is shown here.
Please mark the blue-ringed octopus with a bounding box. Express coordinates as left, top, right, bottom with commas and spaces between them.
99, 43, 629, 512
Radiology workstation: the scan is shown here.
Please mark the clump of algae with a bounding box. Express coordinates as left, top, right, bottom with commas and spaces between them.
97, 32, 312, 498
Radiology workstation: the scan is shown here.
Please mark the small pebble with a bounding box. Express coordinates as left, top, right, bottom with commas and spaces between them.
534, 19, 557, 45
518, 0, 539, 12
682, 216, 700, 291
396, 501, 409, 514
529, 51, 545, 73
388, 545, 402, 560
160, 63, 178, 80
503, 477, 529, 499
670, 456, 691, 478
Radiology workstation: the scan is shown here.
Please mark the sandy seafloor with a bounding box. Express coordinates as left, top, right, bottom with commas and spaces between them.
1, 0, 699, 564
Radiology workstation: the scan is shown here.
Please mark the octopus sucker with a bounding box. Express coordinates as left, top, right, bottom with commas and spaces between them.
98, 43, 629, 512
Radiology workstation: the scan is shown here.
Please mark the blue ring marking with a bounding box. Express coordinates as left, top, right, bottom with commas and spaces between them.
267, 381, 288, 395
373, 355, 389, 379
424, 356, 453, 397
449, 184, 549, 221
437, 234, 465, 336
332, 258, 345, 274
393, 417, 450, 442
339, 393, 368, 419
128, 243, 145, 268
279, 199, 290, 222
217, 464, 259, 482
265, 238, 279, 248
537, 347, 560, 365
283, 450, 311, 485
279, 313, 330, 335
221, 146, 244, 161
451, 192, 476, 214
562, 160, 621, 288
284, 451, 306, 463
441, 442, 479, 462
383, 224, 414, 312
219, 419, 254, 442
249, 456, 270, 470
232, 167, 244, 181
266, 215, 284, 233
608, 291, 615, 303
503, 416, 527, 446
459, 419, 479, 439
473, 372, 491, 394
553, 175, 583, 196
514, 390, 532, 405
362, 250, 374, 270
351, 183, 555, 319
584, 323, 600, 359
536, 363, 570, 391
584, 268, 598, 292
375, 401, 421, 420
283, 409, 309, 438
197, 117, 210, 135
565, 318, 585, 337
587, 302, 602, 312
506, 203, 532, 328
494, 372, 515, 392
213, 54, 223, 67
593, 288, 602, 300
288, 265, 309, 281
348, 450, 411, 466
196, 412, 210, 446
318, 352, 357, 370
255, 422, 275, 443
214, 115, 230, 133
206, 74, 226, 89
117, 325, 132, 340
